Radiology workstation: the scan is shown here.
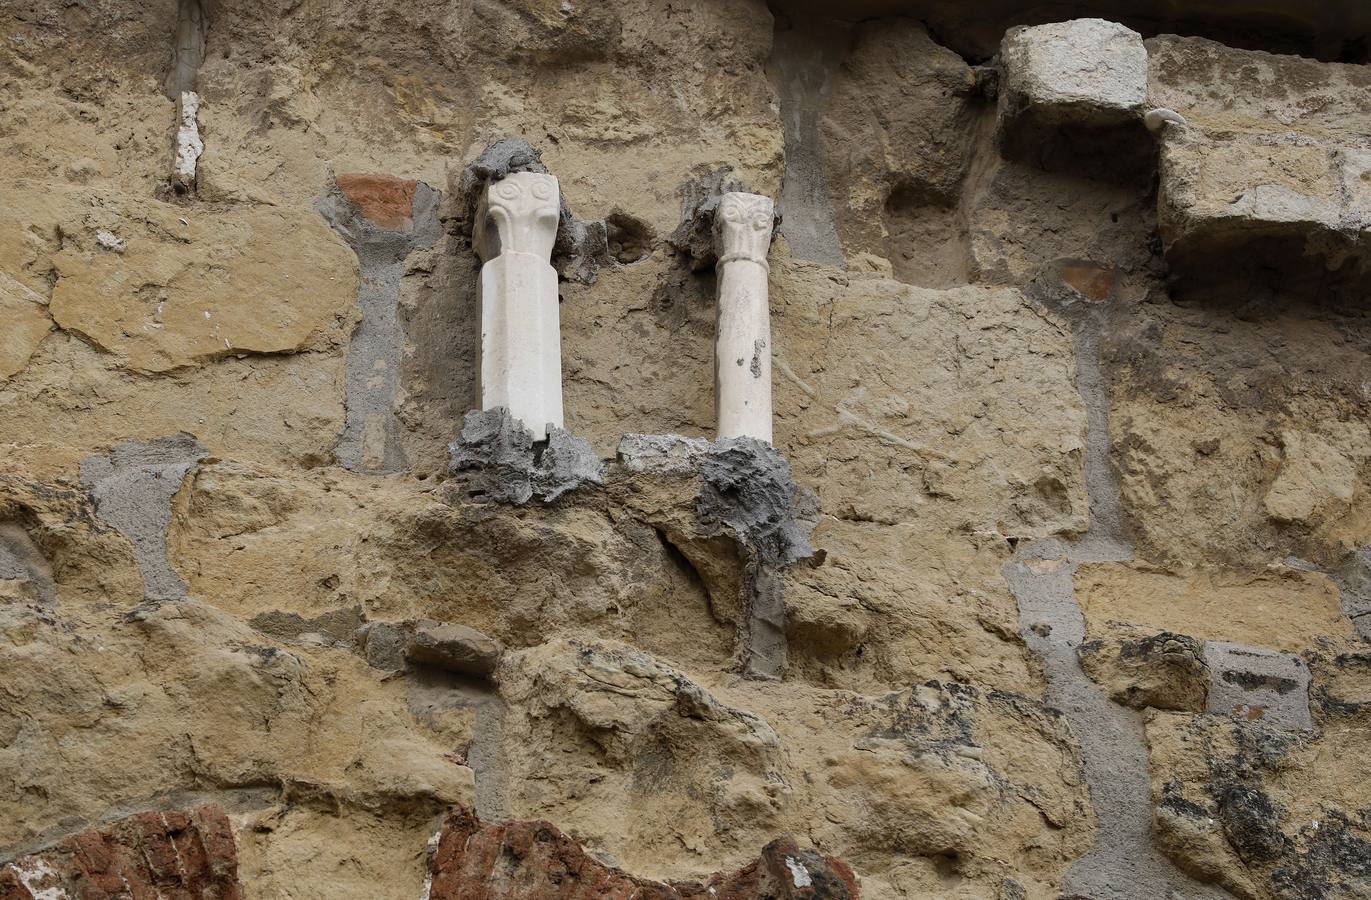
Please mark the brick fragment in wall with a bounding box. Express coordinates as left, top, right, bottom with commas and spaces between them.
427, 806, 859, 899
0, 805, 242, 899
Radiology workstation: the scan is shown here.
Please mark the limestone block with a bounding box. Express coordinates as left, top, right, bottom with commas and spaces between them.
999, 19, 1146, 129
475, 172, 564, 441
48, 204, 356, 373
1149, 35, 1371, 289
407, 620, 503, 676
1078, 626, 1209, 711
714, 192, 776, 443
1158, 131, 1371, 276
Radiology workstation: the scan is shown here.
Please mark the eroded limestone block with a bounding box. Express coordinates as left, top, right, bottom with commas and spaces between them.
475, 171, 564, 440
1078, 625, 1209, 711
1149, 35, 1371, 292
999, 19, 1146, 130
407, 620, 502, 676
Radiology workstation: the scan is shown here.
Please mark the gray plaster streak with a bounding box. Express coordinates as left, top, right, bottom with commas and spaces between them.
0, 522, 55, 604
164, 0, 206, 99
769, 21, 846, 266
1204, 641, 1312, 731
406, 671, 509, 822
318, 181, 442, 474
80, 434, 207, 602
1005, 305, 1233, 899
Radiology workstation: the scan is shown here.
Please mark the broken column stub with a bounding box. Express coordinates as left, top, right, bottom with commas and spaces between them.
475, 171, 564, 441
714, 192, 776, 443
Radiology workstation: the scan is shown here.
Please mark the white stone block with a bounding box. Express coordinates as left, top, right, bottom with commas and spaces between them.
1000, 19, 1147, 126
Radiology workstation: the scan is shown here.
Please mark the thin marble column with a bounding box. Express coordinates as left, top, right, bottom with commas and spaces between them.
714, 192, 776, 442
475, 172, 564, 440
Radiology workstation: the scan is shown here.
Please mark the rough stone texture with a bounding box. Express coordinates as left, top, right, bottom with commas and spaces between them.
428, 806, 859, 899
1078, 625, 1210, 712
1150, 36, 1371, 296
5, 4, 1371, 900
449, 408, 605, 505
1001, 20, 1147, 124
0, 805, 242, 900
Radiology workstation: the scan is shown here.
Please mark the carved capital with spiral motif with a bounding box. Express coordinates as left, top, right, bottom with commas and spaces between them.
714, 192, 774, 270
476, 172, 560, 261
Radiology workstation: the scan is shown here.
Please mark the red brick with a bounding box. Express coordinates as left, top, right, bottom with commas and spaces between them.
336, 173, 418, 231
428, 807, 858, 900
0, 806, 242, 900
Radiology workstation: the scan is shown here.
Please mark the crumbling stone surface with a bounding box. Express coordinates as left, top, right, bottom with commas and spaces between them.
427, 806, 859, 899
1149, 36, 1371, 296
0, 806, 242, 900
999, 19, 1146, 129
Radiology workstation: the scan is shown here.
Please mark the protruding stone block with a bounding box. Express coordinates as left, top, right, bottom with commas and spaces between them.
999, 19, 1146, 130
1204, 640, 1312, 731
407, 620, 503, 676
713, 192, 776, 443
475, 171, 564, 441
1149, 35, 1371, 294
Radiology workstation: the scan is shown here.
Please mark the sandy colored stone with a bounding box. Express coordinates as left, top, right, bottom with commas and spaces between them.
0, 284, 50, 380
1076, 562, 1354, 651
49, 202, 357, 373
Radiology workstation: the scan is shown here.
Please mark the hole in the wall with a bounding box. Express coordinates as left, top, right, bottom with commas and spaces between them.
883, 182, 970, 289
605, 211, 654, 265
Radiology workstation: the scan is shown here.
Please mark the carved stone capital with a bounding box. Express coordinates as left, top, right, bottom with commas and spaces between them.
476, 172, 560, 262
714, 192, 774, 270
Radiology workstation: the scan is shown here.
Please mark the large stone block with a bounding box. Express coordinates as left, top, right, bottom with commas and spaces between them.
1149, 35, 1371, 293
999, 19, 1147, 130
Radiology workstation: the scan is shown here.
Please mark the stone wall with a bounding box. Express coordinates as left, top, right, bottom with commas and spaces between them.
1, 2, 1369, 898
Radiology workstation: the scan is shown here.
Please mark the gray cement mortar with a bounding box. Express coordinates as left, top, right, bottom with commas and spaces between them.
80, 433, 207, 602
448, 408, 605, 505
1004, 301, 1234, 900
317, 179, 442, 474
1204, 641, 1312, 731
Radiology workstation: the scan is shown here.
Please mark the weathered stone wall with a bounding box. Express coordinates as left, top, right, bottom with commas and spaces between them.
2, 2, 1369, 898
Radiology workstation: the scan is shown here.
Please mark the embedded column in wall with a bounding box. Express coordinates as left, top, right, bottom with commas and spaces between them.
714, 192, 775, 443
475, 172, 564, 441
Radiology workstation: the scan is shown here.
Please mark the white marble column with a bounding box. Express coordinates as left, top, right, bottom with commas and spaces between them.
475, 172, 564, 440
714, 192, 775, 443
